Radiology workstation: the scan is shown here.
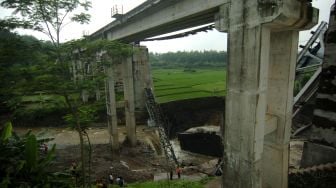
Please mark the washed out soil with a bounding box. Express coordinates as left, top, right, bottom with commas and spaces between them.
53, 142, 166, 184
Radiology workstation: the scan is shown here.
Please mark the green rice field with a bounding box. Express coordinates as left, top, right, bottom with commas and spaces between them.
152, 69, 226, 103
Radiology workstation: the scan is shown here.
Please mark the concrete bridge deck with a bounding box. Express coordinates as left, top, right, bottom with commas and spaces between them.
90, 0, 227, 42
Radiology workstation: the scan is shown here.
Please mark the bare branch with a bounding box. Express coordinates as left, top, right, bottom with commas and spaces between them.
37, 1, 57, 47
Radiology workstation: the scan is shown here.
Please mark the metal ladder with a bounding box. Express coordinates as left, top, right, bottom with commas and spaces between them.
144, 88, 179, 165
293, 21, 328, 117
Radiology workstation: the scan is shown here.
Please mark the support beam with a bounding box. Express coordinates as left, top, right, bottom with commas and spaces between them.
263, 30, 299, 188
123, 57, 137, 146
223, 24, 270, 187
107, 67, 119, 150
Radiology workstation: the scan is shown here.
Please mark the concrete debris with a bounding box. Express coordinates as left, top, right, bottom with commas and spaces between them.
120, 160, 130, 170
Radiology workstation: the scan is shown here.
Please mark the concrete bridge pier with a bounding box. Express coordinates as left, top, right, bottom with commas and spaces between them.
105, 46, 152, 149
216, 0, 318, 187
106, 65, 119, 150
123, 56, 137, 146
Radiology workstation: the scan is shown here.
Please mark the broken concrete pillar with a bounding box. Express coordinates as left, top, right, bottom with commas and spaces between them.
106, 66, 119, 150
216, 0, 318, 187
123, 57, 137, 146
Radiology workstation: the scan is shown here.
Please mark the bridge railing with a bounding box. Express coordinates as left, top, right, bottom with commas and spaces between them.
293, 22, 328, 117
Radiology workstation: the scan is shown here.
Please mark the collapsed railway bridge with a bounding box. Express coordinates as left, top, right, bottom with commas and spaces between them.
70, 0, 336, 187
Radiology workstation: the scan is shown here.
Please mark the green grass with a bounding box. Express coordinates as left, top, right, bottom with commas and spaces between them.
109, 177, 213, 188
152, 69, 226, 103
18, 68, 227, 109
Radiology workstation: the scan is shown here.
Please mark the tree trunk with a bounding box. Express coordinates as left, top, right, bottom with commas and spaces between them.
63, 94, 87, 187
84, 131, 92, 186
76, 122, 86, 187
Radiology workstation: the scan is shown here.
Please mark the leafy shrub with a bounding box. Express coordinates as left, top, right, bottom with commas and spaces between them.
0, 122, 72, 187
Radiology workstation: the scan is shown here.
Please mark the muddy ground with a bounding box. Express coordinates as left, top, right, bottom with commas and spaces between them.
54, 141, 163, 183
11, 96, 311, 186
15, 126, 162, 183
11, 97, 225, 184
14, 125, 216, 184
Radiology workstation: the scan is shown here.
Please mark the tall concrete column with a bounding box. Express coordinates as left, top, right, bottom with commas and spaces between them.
223, 25, 270, 188
217, 1, 318, 187
263, 31, 299, 188
123, 57, 137, 146
107, 66, 119, 150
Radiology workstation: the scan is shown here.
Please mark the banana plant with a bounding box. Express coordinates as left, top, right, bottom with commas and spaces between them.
0, 122, 71, 187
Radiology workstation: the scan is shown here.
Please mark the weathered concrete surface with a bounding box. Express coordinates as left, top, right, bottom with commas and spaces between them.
263, 30, 299, 188
221, 0, 318, 187
107, 66, 119, 150
104, 46, 153, 148
133, 46, 153, 111
123, 57, 137, 146
300, 142, 336, 168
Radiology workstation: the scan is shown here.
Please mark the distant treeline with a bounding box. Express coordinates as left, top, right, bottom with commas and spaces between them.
149, 50, 227, 69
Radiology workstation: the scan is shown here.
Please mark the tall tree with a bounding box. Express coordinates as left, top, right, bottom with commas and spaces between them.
1, 0, 92, 186
1, 0, 91, 47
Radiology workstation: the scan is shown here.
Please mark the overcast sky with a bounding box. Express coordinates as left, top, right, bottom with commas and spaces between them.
0, 0, 334, 53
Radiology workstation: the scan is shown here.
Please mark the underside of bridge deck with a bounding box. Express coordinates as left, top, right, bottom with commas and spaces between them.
90, 0, 227, 42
